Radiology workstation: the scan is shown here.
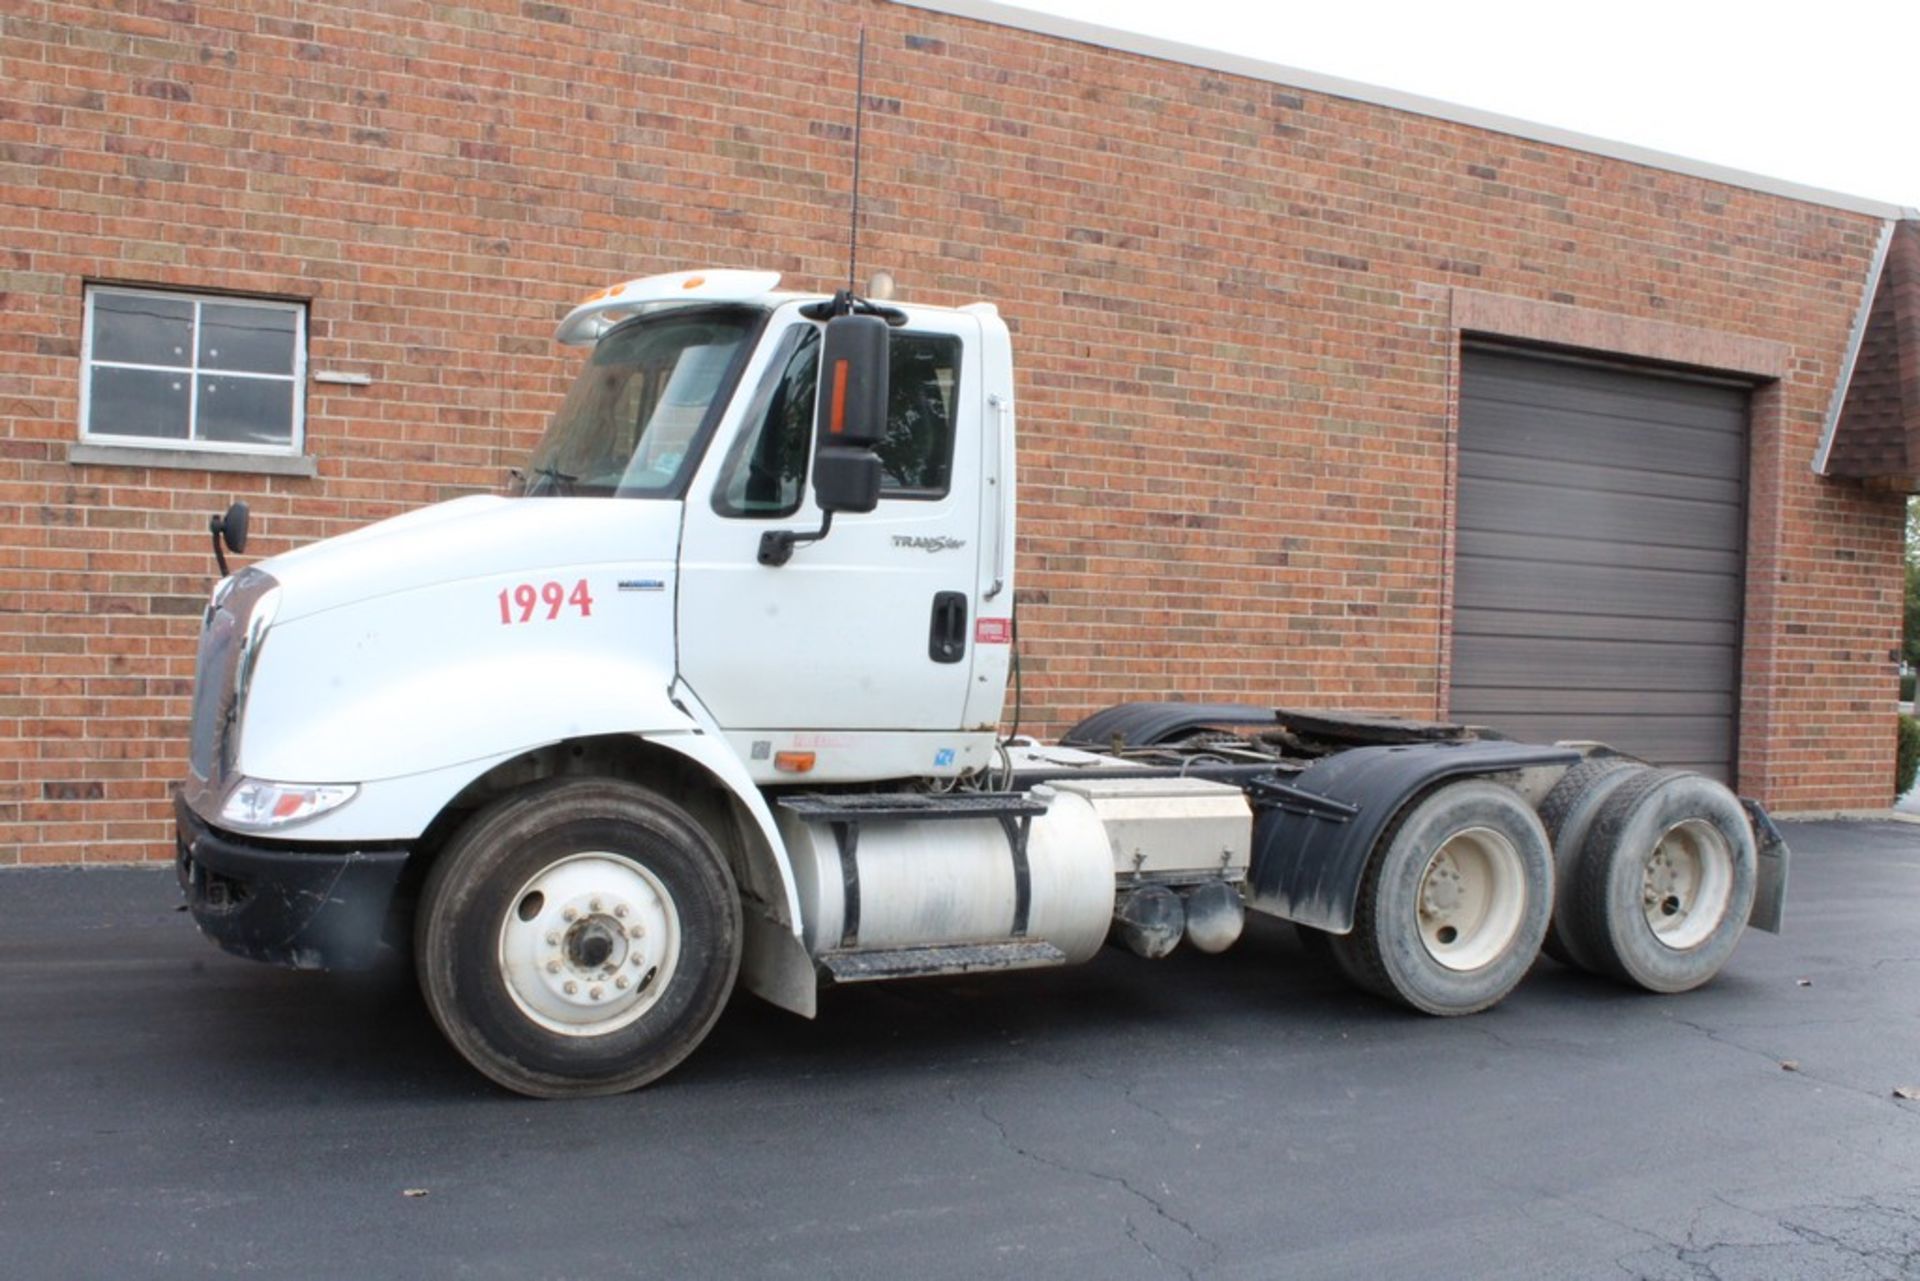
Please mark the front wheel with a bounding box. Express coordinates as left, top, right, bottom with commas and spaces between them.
415, 778, 741, 1098
1342, 780, 1553, 1016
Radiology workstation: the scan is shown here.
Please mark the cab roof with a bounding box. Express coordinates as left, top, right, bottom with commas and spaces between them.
554, 268, 999, 346
554, 269, 788, 345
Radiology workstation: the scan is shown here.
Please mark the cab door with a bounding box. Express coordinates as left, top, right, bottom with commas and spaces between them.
676, 307, 984, 735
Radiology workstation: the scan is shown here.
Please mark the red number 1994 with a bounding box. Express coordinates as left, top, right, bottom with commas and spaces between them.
498, 578, 595, 625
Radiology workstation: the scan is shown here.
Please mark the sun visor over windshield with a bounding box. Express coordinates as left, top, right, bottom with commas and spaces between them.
554, 269, 783, 346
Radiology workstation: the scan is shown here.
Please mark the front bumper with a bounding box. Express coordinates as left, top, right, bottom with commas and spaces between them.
175, 792, 410, 970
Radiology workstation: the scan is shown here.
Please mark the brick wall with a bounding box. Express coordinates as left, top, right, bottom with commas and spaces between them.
0, 0, 1902, 864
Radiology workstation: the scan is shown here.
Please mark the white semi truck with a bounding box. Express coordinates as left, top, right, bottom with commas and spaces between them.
176, 269, 1788, 1098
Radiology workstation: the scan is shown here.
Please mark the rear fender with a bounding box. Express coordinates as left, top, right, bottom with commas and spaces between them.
1246, 741, 1580, 934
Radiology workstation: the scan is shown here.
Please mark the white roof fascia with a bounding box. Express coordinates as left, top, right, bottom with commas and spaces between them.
1812, 218, 1898, 476
891, 0, 1919, 221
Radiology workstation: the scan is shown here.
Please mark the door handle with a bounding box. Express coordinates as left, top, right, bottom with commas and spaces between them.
929, 592, 968, 664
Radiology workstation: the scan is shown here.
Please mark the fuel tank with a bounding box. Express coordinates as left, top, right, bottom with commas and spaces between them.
778, 785, 1116, 963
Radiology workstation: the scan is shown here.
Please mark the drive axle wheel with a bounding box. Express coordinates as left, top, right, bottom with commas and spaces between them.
1343, 780, 1553, 1016
1534, 757, 1646, 971
1565, 770, 1756, 994
416, 778, 741, 1098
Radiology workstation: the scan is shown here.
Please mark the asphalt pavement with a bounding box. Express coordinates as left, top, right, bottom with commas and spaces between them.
2, 820, 1918, 1280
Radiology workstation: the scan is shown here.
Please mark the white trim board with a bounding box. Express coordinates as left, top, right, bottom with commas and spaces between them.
890, 0, 1918, 221
1813, 219, 1898, 475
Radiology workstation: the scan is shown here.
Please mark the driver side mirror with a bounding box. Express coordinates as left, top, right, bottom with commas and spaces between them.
811, 314, 888, 514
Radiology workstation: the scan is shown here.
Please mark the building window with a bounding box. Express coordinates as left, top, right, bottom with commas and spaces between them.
80, 285, 306, 455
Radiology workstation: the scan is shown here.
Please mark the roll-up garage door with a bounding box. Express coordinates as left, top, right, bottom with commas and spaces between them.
1450, 347, 1748, 781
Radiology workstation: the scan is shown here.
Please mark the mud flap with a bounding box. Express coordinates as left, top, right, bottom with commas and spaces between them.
1741, 798, 1789, 934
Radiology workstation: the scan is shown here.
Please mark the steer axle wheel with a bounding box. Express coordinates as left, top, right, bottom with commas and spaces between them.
416, 778, 741, 1098
496, 853, 681, 1036
1338, 779, 1553, 1016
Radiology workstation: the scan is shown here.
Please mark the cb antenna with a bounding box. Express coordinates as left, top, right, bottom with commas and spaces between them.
846, 26, 867, 298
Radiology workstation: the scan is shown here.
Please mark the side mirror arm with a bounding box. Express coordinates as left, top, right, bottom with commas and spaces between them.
757, 513, 834, 568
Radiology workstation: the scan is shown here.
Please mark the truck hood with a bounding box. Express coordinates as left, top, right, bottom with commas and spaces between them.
255, 495, 685, 623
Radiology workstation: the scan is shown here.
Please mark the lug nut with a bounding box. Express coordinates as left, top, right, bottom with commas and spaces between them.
632, 954, 645, 966
615, 975, 629, 990
590, 899, 602, 913
589, 985, 603, 1000
614, 904, 629, 919
546, 960, 561, 974
630, 925, 645, 939
545, 932, 558, 947
563, 908, 578, 922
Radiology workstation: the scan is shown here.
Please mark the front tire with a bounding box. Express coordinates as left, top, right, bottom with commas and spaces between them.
416, 778, 741, 1098
1344, 780, 1553, 1016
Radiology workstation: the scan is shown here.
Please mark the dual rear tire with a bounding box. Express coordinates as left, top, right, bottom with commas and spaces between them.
1328, 780, 1553, 1016
1558, 768, 1757, 993
1308, 766, 1759, 1014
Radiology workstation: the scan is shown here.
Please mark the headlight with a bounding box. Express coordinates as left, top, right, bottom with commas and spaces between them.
220, 779, 358, 831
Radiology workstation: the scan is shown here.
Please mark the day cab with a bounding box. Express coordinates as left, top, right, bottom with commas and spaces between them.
176, 269, 1787, 1098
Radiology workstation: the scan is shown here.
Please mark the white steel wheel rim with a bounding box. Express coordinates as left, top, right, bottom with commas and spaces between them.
1641, 819, 1734, 951
1416, 825, 1527, 971
496, 852, 682, 1037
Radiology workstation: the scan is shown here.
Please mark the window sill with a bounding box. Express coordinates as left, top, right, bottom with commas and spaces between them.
67, 443, 318, 478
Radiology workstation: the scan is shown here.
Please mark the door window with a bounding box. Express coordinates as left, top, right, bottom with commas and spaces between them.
716, 326, 819, 517
879, 333, 961, 497
716, 327, 962, 516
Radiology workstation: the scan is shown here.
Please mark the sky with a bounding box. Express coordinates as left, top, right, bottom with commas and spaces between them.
1012, 0, 1918, 210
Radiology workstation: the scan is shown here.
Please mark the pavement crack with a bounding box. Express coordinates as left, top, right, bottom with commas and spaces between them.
1612, 1189, 1920, 1280
1119, 1079, 1177, 1129
971, 1097, 1220, 1281
1664, 1013, 1920, 1114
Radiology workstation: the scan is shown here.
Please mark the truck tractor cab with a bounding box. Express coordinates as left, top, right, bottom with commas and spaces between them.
176, 269, 1787, 1099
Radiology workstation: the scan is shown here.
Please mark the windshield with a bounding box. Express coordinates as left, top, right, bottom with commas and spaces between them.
520, 306, 760, 497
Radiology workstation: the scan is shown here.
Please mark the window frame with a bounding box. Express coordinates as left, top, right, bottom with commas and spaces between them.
78, 283, 309, 459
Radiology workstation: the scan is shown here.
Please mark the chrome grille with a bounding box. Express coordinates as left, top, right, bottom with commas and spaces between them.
186, 569, 279, 788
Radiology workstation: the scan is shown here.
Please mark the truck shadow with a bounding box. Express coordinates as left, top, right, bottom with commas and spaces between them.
177, 916, 1373, 1101
682, 917, 1422, 1087
178, 913, 1735, 1104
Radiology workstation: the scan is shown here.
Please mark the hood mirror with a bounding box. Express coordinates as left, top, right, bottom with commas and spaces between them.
209, 500, 250, 577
